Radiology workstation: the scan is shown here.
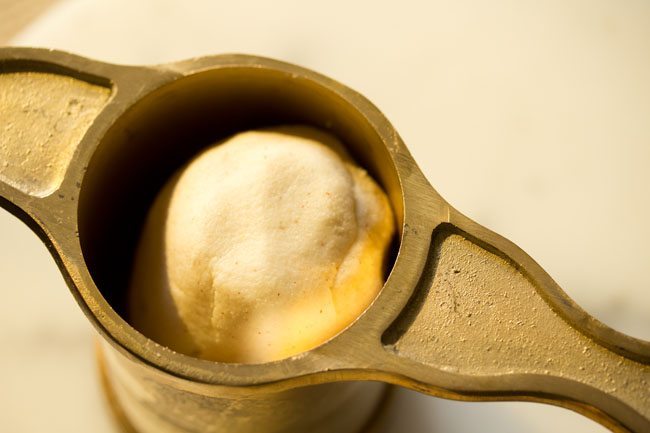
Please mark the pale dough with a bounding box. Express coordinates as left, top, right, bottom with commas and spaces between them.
128, 126, 394, 363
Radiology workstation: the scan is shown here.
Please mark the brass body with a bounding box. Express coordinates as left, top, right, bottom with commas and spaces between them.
0, 48, 648, 433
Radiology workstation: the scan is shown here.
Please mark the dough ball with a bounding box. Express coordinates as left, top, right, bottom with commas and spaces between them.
129, 126, 394, 363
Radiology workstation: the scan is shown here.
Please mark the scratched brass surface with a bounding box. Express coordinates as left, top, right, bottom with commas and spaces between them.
0, 47, 648, 433
0, 71, 109, 195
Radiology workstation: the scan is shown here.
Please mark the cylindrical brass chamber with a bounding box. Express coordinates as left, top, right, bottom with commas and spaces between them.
98, 342, 387, 433
70, 57, 401, 433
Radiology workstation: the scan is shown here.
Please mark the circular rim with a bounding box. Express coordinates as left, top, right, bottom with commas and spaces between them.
66, 53, 432, 388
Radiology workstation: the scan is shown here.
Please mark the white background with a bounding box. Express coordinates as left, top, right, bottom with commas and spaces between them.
1, 0, 649, 431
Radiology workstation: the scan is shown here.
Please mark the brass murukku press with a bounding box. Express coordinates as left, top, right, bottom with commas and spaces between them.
0, 47, 648, 433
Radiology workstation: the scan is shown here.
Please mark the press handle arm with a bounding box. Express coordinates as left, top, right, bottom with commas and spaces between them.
0, 48, 113, 209
377, 216, 649, 433
0, 47, 175, 229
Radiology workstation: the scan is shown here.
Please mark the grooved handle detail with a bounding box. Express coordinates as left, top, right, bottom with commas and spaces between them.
383, 229, 649, 432
0, 71, 110, 196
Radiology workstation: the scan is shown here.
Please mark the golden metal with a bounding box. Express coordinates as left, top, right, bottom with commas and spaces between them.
0, 47, 648, 433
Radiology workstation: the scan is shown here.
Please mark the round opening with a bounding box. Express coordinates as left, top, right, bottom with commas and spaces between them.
77, 64, 403, 354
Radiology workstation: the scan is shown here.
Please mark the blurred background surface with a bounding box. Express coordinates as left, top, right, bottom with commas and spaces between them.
1, 0, 649, 431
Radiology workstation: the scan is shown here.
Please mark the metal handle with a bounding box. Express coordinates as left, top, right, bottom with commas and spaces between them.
372, 211, 650, 433
0, 54, 110, 193
0, 50, 112, 259
0, 47, 177, 241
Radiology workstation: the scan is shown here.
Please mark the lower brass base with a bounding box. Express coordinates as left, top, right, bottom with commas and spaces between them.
96, 343, 394, 433
96, 343, 138, 433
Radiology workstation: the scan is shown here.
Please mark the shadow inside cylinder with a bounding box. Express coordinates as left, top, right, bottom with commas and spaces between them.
77, 66, 403, 334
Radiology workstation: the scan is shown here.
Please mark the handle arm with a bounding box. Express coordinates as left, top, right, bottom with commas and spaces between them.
0, 47, 176, 233
0, 50, 111, 199
375, 215, 649, 433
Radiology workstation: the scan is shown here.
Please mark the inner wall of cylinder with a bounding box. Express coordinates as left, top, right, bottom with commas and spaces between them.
78, 66, 402, 322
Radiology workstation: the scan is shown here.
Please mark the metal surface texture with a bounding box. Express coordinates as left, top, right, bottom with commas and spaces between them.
0, 47, 648, 433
